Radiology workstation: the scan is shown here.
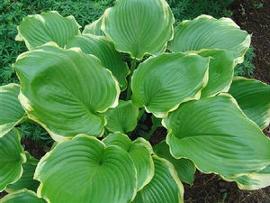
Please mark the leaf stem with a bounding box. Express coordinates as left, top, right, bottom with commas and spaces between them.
126, 59, 137, 100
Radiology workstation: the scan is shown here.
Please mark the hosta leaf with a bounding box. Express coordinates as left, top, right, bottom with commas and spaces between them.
102, 0, 174, 59
0, 84, 25, 137
199, 49, 235, 97
133, 156, 184, 203
164, 94, 270, 178
131, 53, 209, 118
228, 165, 270, 190
16, 11, 80, 50
14, 45, 120, 141
229, 77, 270, 129
154, 141, 195, 185
34, 135, 137, 203
0, 130, 26, 192
66, 34, 129, 90
105, 100, 139, 133
169, 15, 251, 63
1, 189, 45, 203
103, 133, 154, 190
6, 152, 39, 193
83, 15, 104, 36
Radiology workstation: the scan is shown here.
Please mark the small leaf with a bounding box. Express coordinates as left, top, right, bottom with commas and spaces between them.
16, 11, 81, 50
34, 135, 137, 203
169, 15, 251, 64
164, 94, 270, 179
66, 34, 129, 90
0, 83, 25, 138
14, 45, 120, 141
102, 0, 175, 59
131, 53, 209, 118
229, 77, 270, 129
154, 141, 195, 185
0, 129, 26, 192
105, 100, 139, 133
83, 15, 104, 36
1, 189, 46, 203
103, 133, 154, 190
6, 152, 39, 193
133, 155, 184, 203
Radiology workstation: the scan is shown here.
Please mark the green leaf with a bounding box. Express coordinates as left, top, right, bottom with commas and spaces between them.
199, 49, 235, 97
6, 152, 39, 193
105, 100, 139, 133
14, 44, 120, 142
0, 129, 26, 192
103, 133, 154, 190
83, 15, 104, 36
16, 11, 81, 50
169, 15, 251, 64
228, 165, 270, 190
154, 141, 195, 185
1, 189, 46, 203
66, 34, 129, 90
102, 0, 175, 59
133, 155, 184, 203
34, 135, 137, 203
0, 84, 25, 138
164, 94, 270, 178
229, 77, 270, 129
131, 53, 209, 118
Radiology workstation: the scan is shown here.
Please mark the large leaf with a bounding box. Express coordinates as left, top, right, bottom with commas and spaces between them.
83, 15, 104, 36
229, 77, 270, 129
0, 130, 26, 192
131, 53, 209, 118
169, 15, 251, 64
66, 34, 129, 90
16, 11, 81, 50
6, 152, 39, 193
102, 0, 174, 59
1, 189, 45, 203
103, 133, 154, 190
199, 49, 235, 97
0, 84, 25, 137
34, 135, 137, 203
154, 141, 195, 185
133, 156, 184, 203
164, 94, 270, 179
105, 100, 139, 133
14, 45, 120, 142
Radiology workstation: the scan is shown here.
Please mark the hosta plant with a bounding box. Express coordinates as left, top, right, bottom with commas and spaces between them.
1, 0, 270, 202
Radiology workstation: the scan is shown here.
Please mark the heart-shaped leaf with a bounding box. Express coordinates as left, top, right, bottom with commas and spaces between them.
1, 189, 46, 203
102, 0, 174, 59
14, 45, 120, 141
131, 53, 209, 117
0, 84, 25, 138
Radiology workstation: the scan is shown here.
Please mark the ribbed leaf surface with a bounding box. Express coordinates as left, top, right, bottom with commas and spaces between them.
83, 15, 104, 36
14, 45, 120, 141
35, 135, 137, 203
1, 189, 45, 203
0, 84, 25, 137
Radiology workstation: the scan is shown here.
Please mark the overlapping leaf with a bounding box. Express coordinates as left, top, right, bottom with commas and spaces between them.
34, 135, 137, 203
154, 141, 196, 185
0, 130, 26, 192
0, 84, 25, 137
105, 100, 139, 133
229, 77, 270, 129
164, 94, 270, 180
102, 0, 175, 59
66, 34, 129, 90
14, 45, 120, 141
1, 189, 45, 203
16, 11, 80, 50
133, 156, 184, 203
103, 133, 154, 190
169, 15, 251, 63
131, 53, 209, 117
83, 15, 104, 36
